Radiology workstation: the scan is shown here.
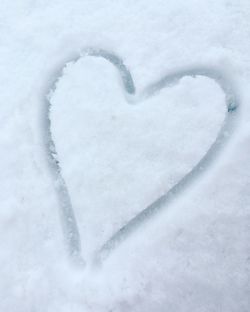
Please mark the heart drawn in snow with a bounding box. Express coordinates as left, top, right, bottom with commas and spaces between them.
47, 48, 238, 266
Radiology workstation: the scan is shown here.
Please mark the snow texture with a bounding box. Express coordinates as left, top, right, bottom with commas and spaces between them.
0, 1, 249, 311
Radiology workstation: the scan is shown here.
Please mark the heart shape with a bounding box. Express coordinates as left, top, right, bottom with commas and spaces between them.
46, 48, 238, 266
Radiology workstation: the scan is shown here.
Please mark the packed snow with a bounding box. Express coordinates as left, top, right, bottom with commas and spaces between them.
0, 1, 249, 311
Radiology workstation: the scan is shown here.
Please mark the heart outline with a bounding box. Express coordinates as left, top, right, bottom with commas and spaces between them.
46, 48, 239, 266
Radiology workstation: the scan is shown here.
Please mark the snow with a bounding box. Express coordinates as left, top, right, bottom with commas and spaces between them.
0, 1, 249, 311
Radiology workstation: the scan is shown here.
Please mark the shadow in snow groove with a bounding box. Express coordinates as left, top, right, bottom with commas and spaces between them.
45, 48, 239, 266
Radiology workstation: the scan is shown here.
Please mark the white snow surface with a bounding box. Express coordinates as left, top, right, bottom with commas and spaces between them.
0, 1, 249, 311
